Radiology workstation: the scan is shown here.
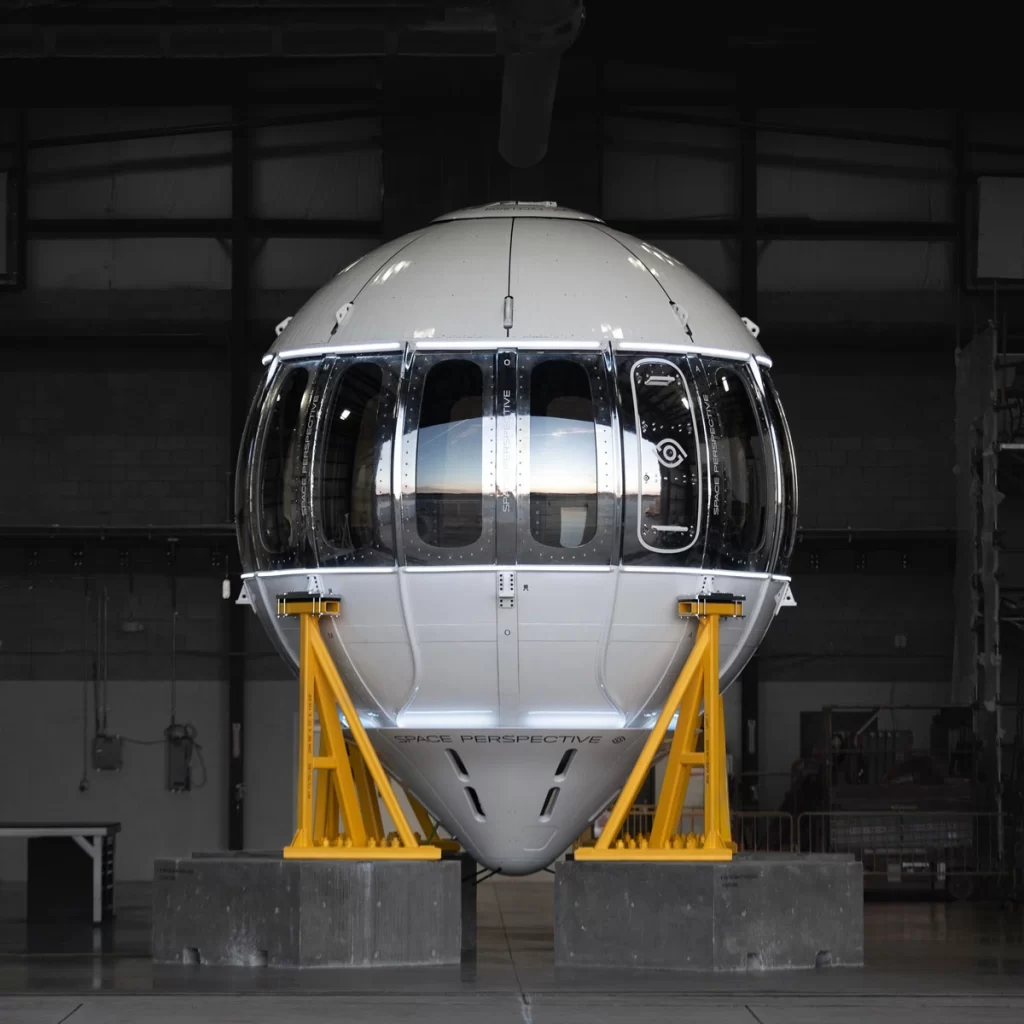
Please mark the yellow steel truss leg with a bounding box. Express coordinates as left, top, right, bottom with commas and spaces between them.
576, 597, 742, 863
349, 742, 384, 844
279, 598, 440, 861
404, 787, 462, 854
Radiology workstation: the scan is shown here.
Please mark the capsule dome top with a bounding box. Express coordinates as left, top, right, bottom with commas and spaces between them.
267, 203, 766, 362
432, 200, 602, 222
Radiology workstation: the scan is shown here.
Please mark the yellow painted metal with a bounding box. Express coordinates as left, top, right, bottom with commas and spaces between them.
576, 598, 742, 863
282, 604, 440, 861
404, 787, 462, 854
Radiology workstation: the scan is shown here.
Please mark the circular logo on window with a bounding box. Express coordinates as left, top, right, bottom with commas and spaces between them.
655, 438, 686, 468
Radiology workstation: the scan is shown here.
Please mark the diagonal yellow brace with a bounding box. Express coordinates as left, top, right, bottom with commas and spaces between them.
307, 618, 423, 850
590, 626, 710, 852
649, 660, 704, 848
282, 605, 439, 860
314, 669, 367, 847
577, 596, 742, 863
350, 742, 384, 843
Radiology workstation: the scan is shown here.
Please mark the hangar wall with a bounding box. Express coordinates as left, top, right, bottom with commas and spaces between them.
2, 66, 1018, 878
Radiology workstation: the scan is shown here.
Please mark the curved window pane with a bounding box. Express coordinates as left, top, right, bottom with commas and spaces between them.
235, 366, 272, 574
259, 366, 311, 556
762, 370, 798, 572
630, 358, 701, 553
316, 358, 398, 566
705, 363, 768, 566
415, 360, 485, 548
529, 360, 598, 549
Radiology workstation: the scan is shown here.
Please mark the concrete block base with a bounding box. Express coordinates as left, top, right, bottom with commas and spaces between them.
152, 854, 462, 967
555, 853, 863, 971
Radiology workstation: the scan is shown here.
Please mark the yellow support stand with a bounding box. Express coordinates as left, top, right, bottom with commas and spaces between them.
278, 594, 440, 861
576, 596, 742, 863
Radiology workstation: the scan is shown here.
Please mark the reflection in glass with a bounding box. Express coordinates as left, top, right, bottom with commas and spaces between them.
529, 360, 598, 549
416, 360, 484, 548
631, 358, 701, 553
320, 362, 385, 557
707, 365, 767, 557
259, 366, 310, 555
762, 369, 798, 572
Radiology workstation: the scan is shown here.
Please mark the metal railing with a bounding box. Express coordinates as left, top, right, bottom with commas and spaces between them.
797, 810, 1008, 880
585, 805, 795, 853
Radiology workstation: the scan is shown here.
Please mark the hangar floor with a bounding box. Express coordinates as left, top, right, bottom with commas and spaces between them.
1, 881, 1023, 1023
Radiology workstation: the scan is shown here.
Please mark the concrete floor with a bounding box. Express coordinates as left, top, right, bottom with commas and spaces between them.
1, 882, 1023, 1022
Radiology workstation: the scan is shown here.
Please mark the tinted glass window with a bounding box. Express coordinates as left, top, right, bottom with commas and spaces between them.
415, 360, 485, 548
529, 360, 598, 549
762, 369, 798, 572
705, 364, 768, 563
317, 359, 397, 565
259, 366, 310, 555
630, 358, 701, 553
235, 365, 272, 574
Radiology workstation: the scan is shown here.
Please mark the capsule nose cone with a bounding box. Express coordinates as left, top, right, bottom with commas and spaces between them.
373, 729, 650, 874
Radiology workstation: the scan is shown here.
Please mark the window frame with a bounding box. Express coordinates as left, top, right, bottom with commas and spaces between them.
629, 356, 704, 556
310, 353, 401, 568
696, 357, 779, 574
398, 351, 497, 567
250, 359, 322, 570
516, 350, 617, 566
761, 367, 798, 573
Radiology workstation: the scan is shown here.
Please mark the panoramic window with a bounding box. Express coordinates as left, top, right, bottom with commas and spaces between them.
706, 364, 768, 558
762, 369, 798, 571
630, 358, 701, 553
529, 359, 598, 549
319, 361, 389, 560
259, 366, 311, 555
415, 359, 485, 548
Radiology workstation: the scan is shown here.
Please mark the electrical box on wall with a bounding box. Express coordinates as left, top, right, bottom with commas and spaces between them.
92, 734, 124, 772
165, 724, 192, 792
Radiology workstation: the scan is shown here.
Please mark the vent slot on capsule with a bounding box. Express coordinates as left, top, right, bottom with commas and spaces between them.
446, 748, 469, 779
539, 787, 560, 821
465, 786, 486, 820
554, 748, 576, 779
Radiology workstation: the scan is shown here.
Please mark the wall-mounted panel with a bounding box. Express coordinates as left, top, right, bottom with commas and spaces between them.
252, 110, 381, 221
603, 112, 738, 220
757, 108, 952, 222
758, 240, 952, 292
252, 237, 378, 291
28, 238, 231, 289
28, 107, 231, 219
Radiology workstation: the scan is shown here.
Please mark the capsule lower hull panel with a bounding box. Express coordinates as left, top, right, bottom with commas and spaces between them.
373, 728, 652, 875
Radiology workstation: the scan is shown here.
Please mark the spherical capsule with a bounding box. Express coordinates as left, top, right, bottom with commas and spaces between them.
235, 202, 798, 874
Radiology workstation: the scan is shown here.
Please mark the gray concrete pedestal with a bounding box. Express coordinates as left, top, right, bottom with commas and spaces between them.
555, 853, 863, 971
152, 854, 462, 967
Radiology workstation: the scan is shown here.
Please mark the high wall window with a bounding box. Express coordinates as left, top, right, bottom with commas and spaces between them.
414, 359, 486, 550
528, 359, 598, 550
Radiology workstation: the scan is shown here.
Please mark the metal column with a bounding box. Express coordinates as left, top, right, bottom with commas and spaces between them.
227, 100, 250, 850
